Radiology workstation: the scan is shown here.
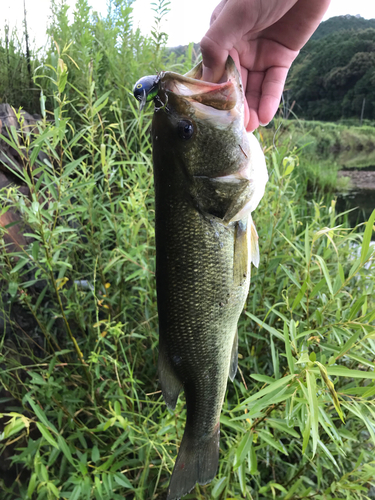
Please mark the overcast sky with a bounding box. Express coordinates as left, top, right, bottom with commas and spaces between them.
2, 0, 375, 50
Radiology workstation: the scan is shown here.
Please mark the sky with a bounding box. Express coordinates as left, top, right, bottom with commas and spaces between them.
1, 0, 375, 50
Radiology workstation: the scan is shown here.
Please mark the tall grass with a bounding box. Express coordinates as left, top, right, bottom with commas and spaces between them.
1, 2, 375, 499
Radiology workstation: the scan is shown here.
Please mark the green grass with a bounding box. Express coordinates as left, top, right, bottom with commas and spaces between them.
1, 94, 375, 499
259, 117, 375, 194
0, 2, 375, 499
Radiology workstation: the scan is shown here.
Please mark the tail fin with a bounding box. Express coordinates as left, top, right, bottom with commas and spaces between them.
167, 425, 220, 500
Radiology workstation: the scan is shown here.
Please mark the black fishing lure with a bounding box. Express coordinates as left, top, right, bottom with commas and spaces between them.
133, 75, 161, 110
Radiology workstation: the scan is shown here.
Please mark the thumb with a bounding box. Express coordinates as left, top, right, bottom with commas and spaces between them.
200, 33, 229, 83
200, 1, 237, 82
200, 0, 249, 82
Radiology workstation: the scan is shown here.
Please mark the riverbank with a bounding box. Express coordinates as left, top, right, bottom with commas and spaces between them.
264, 119, 375, 165
268, 119, 375, 162
338, 169, 375, 191
262, 119, 375, 193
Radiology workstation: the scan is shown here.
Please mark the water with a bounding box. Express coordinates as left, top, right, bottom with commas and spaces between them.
336, 161, 375, 230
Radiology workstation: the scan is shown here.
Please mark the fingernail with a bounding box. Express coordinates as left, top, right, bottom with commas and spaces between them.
259, 121, 270, 127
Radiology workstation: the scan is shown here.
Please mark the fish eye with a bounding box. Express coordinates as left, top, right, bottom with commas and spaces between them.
178, 120, 194, 140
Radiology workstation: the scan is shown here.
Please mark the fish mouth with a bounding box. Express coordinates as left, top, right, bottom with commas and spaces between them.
160, 57, 244, 124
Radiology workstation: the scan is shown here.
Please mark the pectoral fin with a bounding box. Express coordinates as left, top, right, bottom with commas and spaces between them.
249, 216, 260, 268
233, 219, 249, 286
158, 342, 182, 410
229, 329, 238, 382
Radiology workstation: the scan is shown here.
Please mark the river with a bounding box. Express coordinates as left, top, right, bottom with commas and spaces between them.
336, 160, 375, 229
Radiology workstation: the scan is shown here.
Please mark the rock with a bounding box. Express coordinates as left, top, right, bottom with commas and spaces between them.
0, 104, 50, 255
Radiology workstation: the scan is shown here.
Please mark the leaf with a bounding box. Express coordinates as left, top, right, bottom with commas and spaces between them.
250, 374, 276, 384
315, 255, 333, 297
234, 374, 295, 410
92, 445, 100, 463
211, 476, 227, 498
244, 311, 284, 341
36, 423, 59, 449
249, 444, 257, 474
113, 472, 133, 489
292, 279, 308, 311
48, 482, 60, 498
348, 296, 367, 321
323, 366, 375, 380
114, 401, 121, 416
315, 362, 344, 423
2, 415, 27, 439
335, 329, 361, 360
271, 336, 279, 379
69, 485, 82, 500
310, 277, 325, 299
267, 418, 300, 438
245, 387, 295, 417
57, 435, 75, 466
8, 281, 18, 298
257, 430, 288, 455
32, 241, 40, 261
10, 258, 29, 275
27, 472, 38, 498
305, 223, 310, 263
24, 394, 58, 433
62, 155, 89, 178
233, 431, 253, 469
306, 371, 319, 456
318, 439, 340, 470
94, 476, 103, 499
238, 462, 247, 496
363, 385, 375, 398
360, 208, 375, 264
302, 413, 311, 454
34, 285, 48, 312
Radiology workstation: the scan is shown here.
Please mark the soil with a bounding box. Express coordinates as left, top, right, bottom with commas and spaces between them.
338, 169, 375, 191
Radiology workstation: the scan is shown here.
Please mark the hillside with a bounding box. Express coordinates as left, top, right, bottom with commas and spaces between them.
288, 18, 375, 121
311, 14, 375, 41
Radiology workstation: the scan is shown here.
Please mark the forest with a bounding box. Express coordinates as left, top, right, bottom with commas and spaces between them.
0, 2, 374, 500
288, 24, 375, 121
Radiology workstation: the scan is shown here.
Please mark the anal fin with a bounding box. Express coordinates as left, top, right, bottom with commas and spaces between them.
229, 329, 238, 382
158, 342, 182, 410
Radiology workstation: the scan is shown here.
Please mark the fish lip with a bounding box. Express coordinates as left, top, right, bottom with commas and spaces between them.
159, 56, 244, 113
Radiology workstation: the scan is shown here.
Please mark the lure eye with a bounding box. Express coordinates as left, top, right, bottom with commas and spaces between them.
178, 120, 194, 140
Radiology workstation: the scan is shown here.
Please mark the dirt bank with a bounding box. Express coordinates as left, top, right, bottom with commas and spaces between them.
338, 170, 375, 191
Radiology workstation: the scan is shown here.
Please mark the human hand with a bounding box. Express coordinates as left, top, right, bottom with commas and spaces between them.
200, 0, 331, 131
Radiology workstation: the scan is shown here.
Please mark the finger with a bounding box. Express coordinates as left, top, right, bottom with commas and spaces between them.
258, 66, 289, 126
228, 48, 248, 88
244, 70, 263, 131
262, 0, 331, 51
201, 1, 248, 82
244, 98, 250, 130
246, 107, 260, 133
209, 0, 227, 25
201, 34, 229, 82
245, 71, 264, 113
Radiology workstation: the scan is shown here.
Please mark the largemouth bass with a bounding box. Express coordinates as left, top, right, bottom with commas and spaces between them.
149, 57, 267, 499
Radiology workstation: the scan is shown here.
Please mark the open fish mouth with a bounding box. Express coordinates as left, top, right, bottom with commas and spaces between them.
160, 57, 245, 124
